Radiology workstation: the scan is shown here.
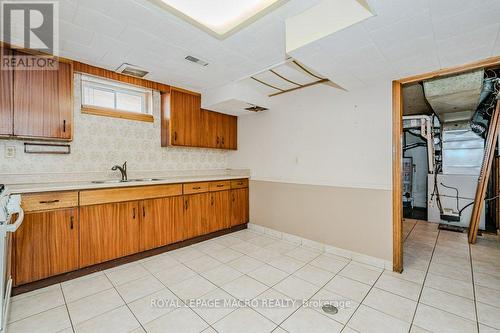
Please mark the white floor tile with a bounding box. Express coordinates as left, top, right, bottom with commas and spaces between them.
128, 288, 182, 325
247, 248, 283, 262
310, 255, 350, 273
268, 256, 305, 274
413, 303, 478, 333
382, 268, 426, 285
265, 241, 298, 254
67, 288, 124, 325
144, 307, 209, 333
140, 254, 179, 273
222, 275, 269, 301
339, 262, 382, 286
428, 262, 472, 283
231, 241, 263, 254
207, 248, 244, 263
425, 273, 474, 299
169, 275, 217, 300
115, 275, 165, 303
74, 305, 140, 333
374, 274, 422, 301
247, 264, 290, 287
189, 288, 239, 324
153, 263, 197, 286
201, 264, 243, 286
477, 302, 500, 329
213, 307, 277, 333
363, 287, 417, 323
251, 289, 300, 325
475, 285, 500, 308
6, 305, 71, 333
310, 288, 359, 324
247, 235, 279, 247
281, 307, 343, 333
184, 255, 223, 273
419, 287, 476, 321
9, 285, 65, 323
273, 276, 320, 300
284, 247, 321, 263
475, 272, 500, 292
293, 264, 335, 287
169, 247, 205, 263
105, 263, 150, 286
324, 276, 371, 302
347, 304, 410, 333
62, 274, 114, 303
213, 235, 244, 247
228, 255, 265, 273
194, 240, 227, 254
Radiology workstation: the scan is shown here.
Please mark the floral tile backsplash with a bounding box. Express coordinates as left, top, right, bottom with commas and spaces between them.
0, 74, 229, 180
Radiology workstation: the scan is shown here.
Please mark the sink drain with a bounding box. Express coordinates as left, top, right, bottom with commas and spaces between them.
322, 304, 338, 315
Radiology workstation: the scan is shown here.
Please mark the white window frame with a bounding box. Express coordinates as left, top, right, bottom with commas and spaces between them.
81, 74, 153, 115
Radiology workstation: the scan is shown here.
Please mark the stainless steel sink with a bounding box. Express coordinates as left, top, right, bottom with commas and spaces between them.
91, 178, 163, 184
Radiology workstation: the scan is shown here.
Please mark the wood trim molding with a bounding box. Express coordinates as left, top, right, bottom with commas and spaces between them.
81, 106, 154, 123
170, 86, 201, 96
73, 61, 171, 93
392, 81, 403, 273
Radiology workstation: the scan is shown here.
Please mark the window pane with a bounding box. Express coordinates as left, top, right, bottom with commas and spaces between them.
83, 86, 115, 109
116, 92, 144, 113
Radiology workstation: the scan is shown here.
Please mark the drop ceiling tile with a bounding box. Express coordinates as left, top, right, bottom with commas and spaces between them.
74, 5, 127, 39
378, 35, 437, 63
59, 0, 78, 22
59, 20, 95, 46
362, 0, 431, 31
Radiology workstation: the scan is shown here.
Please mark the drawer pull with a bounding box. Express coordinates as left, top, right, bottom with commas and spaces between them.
39, 199, 60, 204
192, 186, 201, 190
70, 216, 74, 229
216, 184, 224, 188
237, 182, 243, 185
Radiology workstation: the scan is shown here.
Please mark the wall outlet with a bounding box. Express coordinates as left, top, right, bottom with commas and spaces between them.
5, 146, 16, 158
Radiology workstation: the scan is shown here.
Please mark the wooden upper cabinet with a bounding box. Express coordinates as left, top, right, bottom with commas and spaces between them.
201, 109, 237, 150
0, 46, 13, 136
13, 50, 72, 140
163, 88, 202, 147
13, 208, 79, 286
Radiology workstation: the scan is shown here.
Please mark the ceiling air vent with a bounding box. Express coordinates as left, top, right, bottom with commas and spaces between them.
245, 105, 268, 112
185, 55, 209, 67
116, 63, 149, 78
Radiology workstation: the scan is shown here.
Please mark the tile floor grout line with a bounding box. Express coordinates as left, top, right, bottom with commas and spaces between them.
468, 240, 481, 333
58, 283, 76, 333
407, 224, 440, 332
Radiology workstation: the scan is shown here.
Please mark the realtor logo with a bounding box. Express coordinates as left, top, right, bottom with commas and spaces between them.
1, 1, 59, 55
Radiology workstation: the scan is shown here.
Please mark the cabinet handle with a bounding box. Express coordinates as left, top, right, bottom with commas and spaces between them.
216, 184, 224, 188
70, 216, 74, 230
174, 132, 177, 141
63, 120, 66, 133
133, 208, 136, 219
216, 136, 219, 145
143, 206, 146, 218
192, 186, 201, 190
39, 199, 59, 204
232, 194, 235, 202
221, 137, 225, 146
185, 200, 188, 210
237, 182, 243, 185
211, 195, 214, 206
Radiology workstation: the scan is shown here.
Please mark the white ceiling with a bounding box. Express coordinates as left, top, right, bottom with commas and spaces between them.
55, 0, 500, 92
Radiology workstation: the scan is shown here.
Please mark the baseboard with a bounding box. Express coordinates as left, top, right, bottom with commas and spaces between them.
247, 223, 393, 270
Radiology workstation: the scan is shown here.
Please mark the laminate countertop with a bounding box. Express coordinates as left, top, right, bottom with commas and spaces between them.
5, 174, 250, 195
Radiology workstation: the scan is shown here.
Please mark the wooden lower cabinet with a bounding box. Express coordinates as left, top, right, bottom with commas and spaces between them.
208, 191, 231, 233
140, 196, 184, 251
183, 193, 210, 239
231, 188, 249, 227
13, 208, 79, 286
79, 201, 140, 267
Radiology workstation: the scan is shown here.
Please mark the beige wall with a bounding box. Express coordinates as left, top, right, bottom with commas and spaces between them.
250, 180, 393, 261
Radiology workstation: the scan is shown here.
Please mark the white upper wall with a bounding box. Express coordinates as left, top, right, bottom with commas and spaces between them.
228, 82, 392, 190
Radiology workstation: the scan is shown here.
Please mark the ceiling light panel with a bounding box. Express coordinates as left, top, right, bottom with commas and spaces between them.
152, 0, 288, 39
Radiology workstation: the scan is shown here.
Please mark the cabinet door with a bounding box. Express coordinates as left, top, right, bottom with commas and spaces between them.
13, 208, 79, 285
80, 201, 139, 267
231, 188, 249, 227
208, 191, 231, 233
0, 46, 13, 135
227, 115, 237, 150
170, 89, 201, 146
140, 196, 184, 251
201, 109, 219, 148
183, 193, 210, 239
13, 52, 72, 139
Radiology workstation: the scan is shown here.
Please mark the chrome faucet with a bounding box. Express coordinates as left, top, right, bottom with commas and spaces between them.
111, 161, 127, 181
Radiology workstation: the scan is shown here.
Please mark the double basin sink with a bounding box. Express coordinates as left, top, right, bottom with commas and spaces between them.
91, 178, 163, 184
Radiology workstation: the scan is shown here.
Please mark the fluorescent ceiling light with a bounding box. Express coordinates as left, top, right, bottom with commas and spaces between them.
151, 0, 287, 39
286, 0, 374, 52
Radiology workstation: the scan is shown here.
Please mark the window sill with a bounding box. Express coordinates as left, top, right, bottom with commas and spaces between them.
81, 106, 154, 123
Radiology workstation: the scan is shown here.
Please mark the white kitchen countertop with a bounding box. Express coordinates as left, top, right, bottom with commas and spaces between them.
5, 174, 250, 195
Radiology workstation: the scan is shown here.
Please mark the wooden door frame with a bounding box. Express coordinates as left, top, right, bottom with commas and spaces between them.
392, 55, 500, 272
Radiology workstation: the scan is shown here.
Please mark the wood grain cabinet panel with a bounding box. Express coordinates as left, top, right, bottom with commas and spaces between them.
0, 46, 13, 136
231, 188, 249, 227
13, 51, 72, 140
183, 193, 210, 239
169, 89, 201, 147
200, 109, 237, 150
79, 201, 139, 267
208, 191, 231, 233
13, 208, 79, 286
140, 196, 184, 251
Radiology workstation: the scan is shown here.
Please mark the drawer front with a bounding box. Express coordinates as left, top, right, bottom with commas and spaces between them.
183, 182, 209, 195
80, 184, 182, 206
231, 179, 248, 189
22, 191, 79, 212
209, 181, 231, 192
